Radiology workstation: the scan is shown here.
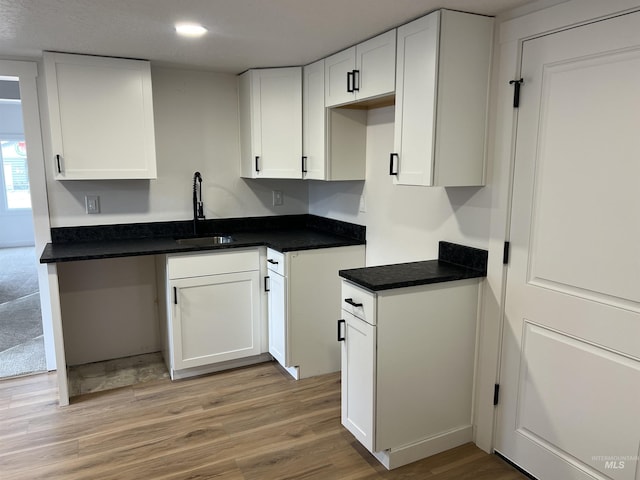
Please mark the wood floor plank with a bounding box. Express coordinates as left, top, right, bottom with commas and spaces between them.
0, 362, 530, 480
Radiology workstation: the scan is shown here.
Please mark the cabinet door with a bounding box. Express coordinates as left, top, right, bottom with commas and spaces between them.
302, 59, 326, 180
341, 311, 376, 452
392, 12, 439, 186
324, 47, 356, 107
251, 68, 302, 179
43, 52, 157, 180
355, 29, 396, 101
170, 270, 261, 370
267, 272, 288, 366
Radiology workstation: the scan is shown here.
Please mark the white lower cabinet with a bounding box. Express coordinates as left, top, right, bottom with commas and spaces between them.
157, 249, 268, 380
340, 311, 376, 451
266, 245, 365, 379
266, 264, 287, 366
339, 278, 480, 469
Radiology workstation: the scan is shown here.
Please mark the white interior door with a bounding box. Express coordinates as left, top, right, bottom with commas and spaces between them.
496, 11, 640, 480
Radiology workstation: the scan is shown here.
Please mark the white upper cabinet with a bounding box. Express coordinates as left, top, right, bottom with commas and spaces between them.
239, 67, 302, 179
391, 10, 493, 186
303, 59, 367, 181
43, 52, 157, 180
325, 30, 396, 107
302, 59, 326, 180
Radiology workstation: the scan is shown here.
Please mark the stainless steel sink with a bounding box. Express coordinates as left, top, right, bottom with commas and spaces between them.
176, 235, 234, 246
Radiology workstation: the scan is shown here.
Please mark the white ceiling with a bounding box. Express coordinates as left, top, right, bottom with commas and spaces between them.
0, 0, 540, 73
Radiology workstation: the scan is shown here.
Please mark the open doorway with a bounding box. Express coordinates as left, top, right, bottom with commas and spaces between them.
0, 77, 46, 378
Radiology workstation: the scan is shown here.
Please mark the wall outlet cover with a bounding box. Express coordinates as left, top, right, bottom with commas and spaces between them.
85, 195, 100, 214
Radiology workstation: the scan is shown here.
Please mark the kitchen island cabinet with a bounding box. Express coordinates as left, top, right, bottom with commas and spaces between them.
43, 52, 157, 180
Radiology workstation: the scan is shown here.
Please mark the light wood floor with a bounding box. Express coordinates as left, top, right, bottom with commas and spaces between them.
0, 362, 528, 479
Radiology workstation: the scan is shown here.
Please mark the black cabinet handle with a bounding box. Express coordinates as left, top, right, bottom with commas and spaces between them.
264, 276, 270, 292
302, 156, 307, 174
255, 156, 260, 173
337, 319, 346, 341
55, 154, 62, 174
353, 70, 360, 92
389, 153, 399, 176
347, 71, 354, 93
267, 259, 279, 265
173, 286, 177, 305
344, 298, 363, 308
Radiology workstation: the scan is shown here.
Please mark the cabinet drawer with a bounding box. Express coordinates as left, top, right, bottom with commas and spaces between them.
168, 249, 259, 279
341, 280, 376, 325
266, 248, 285, 275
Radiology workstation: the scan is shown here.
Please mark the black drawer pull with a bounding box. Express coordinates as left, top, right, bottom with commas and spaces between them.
389, 153, 399, 176
264, 276, 270, 292
344, 298, 363, 308
267, 259, 279, 265
337, 319, 346, 341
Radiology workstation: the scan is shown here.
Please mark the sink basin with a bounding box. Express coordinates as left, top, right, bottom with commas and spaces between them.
176, 235, 234, 246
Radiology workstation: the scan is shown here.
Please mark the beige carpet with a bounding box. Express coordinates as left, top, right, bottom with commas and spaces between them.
0, 335, 46, 378
0, 246, 46, 378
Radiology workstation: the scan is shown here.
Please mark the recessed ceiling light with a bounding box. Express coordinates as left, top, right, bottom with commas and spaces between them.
175, 23, 208, 37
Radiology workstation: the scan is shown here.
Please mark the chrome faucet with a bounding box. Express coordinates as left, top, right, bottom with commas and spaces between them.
193, 171, 205, 235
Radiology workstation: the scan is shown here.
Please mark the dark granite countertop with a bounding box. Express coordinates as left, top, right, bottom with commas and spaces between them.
40, 215, 365, 263
338, 242, 487, 292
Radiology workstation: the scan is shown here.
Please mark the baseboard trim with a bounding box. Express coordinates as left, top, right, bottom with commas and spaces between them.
373, 425, 473, 470
170, 353, 273, 380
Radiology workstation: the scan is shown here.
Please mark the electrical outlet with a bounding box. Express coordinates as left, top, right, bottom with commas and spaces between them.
85, 195, 100, 214
272, 190, 283, 206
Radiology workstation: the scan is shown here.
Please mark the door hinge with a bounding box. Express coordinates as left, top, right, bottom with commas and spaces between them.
503, 241, 510, 265
493, 384, 500, 406
509, 78, 523, 108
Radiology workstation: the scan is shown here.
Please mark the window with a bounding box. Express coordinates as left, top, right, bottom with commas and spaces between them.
0, 137, 31, 210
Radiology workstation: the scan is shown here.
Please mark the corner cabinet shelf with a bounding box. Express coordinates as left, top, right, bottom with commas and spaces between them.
303, 59, 367, 181
239, 67, 302, 179
391, 10, 494, 186
43, 52, 157, 180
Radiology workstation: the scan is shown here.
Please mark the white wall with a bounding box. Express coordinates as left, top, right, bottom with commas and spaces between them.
43, 67, 308, 227
309, 106, 491, 266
